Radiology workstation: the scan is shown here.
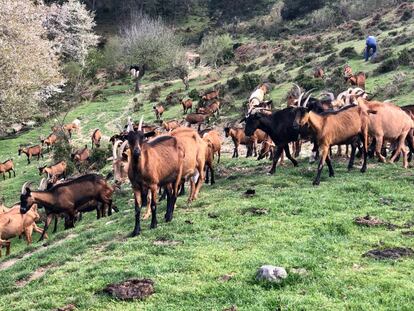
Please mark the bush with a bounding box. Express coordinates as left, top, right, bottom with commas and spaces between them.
400, 10, 412, 21
53, 139, 75, 176
89, 145, 111, 171
281, 0, 325, 20
374, 58, 399, 75
188, 89, 200, 101
294, 73, 324, 91
339, 47, 359, 59
148, 86, 162, 102
227, 77, 241, 90
398, 48, 414, 66
241, 74, 261, 92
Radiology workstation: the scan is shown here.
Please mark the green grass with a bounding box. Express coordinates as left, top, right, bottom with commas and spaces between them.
1, 8, 414, 310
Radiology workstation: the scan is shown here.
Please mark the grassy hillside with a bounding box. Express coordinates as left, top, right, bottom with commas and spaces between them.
1, 5, 414, 311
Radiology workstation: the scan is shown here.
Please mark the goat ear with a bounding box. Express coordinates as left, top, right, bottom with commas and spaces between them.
144, 131, 156, 138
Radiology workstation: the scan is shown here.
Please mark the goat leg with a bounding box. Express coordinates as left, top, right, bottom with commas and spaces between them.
52, 215, 58, 233
348, 142, 357, 171
130, 190, 142, 237
149, 185, 158, 229
39, 213, 53, 241
283, 144, 298, 167
313, 146, 329, 186
326, 155, 335, 177
269, 146, 284, 174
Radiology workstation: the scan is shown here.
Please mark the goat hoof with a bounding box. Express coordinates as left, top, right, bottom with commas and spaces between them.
329, 174, 334, 177
360, 168, 367, 173
150, 223, 157, 229
129, 230, 140, 237
312, 181, 320, 186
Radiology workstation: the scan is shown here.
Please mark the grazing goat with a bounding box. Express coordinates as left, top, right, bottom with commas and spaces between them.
18, 145, 43, 164
358, 98, 414, 168
314, 67, 325, 79
293, 103, 375, 185
258, 139, 275, 160
0, 159, 15, 180
344, 65, 366, 89
153, 105, 165, 120
202, 90, 219, 102
38, 160, 67, 179
20, 174, 115, 240
162, 120, 181, 131
41, 132, 58, 150
185, 113, 209, 131
201, 130, 222, 163
198, 100, 220, 116
224, 126, 255, 158
127, 118, 185, 236
71, 145, 90, 163
182, 99, 193, 114
0, 204, 46, 248
91, 129, 102, 148
52, 122, 79, 138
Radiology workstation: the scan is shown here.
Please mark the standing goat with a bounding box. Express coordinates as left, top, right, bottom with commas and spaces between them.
182, 99, 193, 114
0, 159, 15, 180
18, 145, 43, 164
344, 65, 366, 89
91, 129, 102, 148
38, 160, 67, 180
127, 118, 185, 236
20, 174, 115, 240
153, 105, 165, 121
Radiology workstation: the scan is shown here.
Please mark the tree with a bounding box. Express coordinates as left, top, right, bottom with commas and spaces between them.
281, 0, 326, 20
120, 12, 185, 89
0, 0, 61, 132
44, 0, 99, 66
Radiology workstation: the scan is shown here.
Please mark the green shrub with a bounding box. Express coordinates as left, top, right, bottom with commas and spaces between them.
374, 58, 399, 75
53, 139, 75, 176
200, 34, 234, 68
400, 10, 412, 21
294, 73, 324, 91
398, 48, 414, 66
89, 145, 111, 171
241, 73, 261, 92
227, 77, 241, 90
188, 89, 200, 101
339, 47, 359, 59
148, 85, 162, 102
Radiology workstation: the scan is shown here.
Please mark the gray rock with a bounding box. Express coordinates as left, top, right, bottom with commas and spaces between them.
256, 265, 287, 283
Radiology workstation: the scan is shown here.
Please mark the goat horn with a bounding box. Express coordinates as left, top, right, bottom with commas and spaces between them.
293, 83, 301, 96
21, 181, 33, 194
303, 93, 313, 108
119, 140, 129, 158
138, 116, 143, 131
320, 91, 335, 101
112, 140, 121, 160
39, 178, 48, 191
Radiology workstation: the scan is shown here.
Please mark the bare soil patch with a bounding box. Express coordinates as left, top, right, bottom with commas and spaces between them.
103, 278, 155, 300
363, 247, 414, 260
153, 237, 183, 246
242, 207, 268, 216
16, 264, 56, 287
53, 304, 76, 311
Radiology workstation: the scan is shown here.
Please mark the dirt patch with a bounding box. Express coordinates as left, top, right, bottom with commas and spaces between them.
16, 264, 56, 287
0, 233, 78, 271
363, 247, 414, 260
223, 306, 237, 311
103, 278, 155, 300
153, 237, 183, 246
208, 212, 219, 219
53, 304, 76, 311
218, 273, 235, 282
354, 215, 384, 227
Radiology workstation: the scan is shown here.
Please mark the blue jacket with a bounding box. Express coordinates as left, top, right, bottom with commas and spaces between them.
366, 36, 377, 46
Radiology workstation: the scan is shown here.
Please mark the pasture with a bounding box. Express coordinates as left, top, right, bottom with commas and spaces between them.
1, 4, 414, 310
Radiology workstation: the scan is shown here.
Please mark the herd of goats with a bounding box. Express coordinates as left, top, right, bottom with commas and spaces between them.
0, 64, 414, 257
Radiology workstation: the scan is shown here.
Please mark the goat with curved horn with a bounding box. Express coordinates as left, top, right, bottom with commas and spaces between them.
138, 116, 144, 131
21, 181, 33, 195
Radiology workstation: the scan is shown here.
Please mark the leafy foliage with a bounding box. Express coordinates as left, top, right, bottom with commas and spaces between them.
200, 34, 234, 68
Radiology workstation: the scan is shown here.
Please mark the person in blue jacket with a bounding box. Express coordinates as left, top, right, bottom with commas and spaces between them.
365, 36, 377, 61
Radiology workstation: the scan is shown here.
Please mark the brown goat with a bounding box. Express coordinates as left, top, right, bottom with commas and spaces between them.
20, 174, 115, 240
182, 99, 193, 114
171, 127, 206, 202
358, 98, 414, 168
185, 113, 209, 131
202, 89, 219, 102
344, 65, 366, 89
258, 139, 275, 160
294, 104, 375, 185
38, 160, 67, 179
201, 130, 222, 163
314, 67, 325, 79
127, 118, 185, 236
224, 126, 255, 158
0, 204, 46, 248
198, 100, 221, 116
153, 105, 165, 120
91, 129, 102, 148
18, 145, 43, 165
72, 145, 90, 164
41, 132, 58, 150
0, 159, 15, 180
162, 120, 181, 131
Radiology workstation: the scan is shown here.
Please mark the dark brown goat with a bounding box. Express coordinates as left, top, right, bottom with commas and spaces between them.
314, 67, 325, 79
185, 113, 209, 131
153, 105, 165, 120
18, 145, 43, 164
91, 129, 102, 148
182, 99, 193, 114
0, 159, 15, 180
20, 174, 115, 240
127, 118, 185, 236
